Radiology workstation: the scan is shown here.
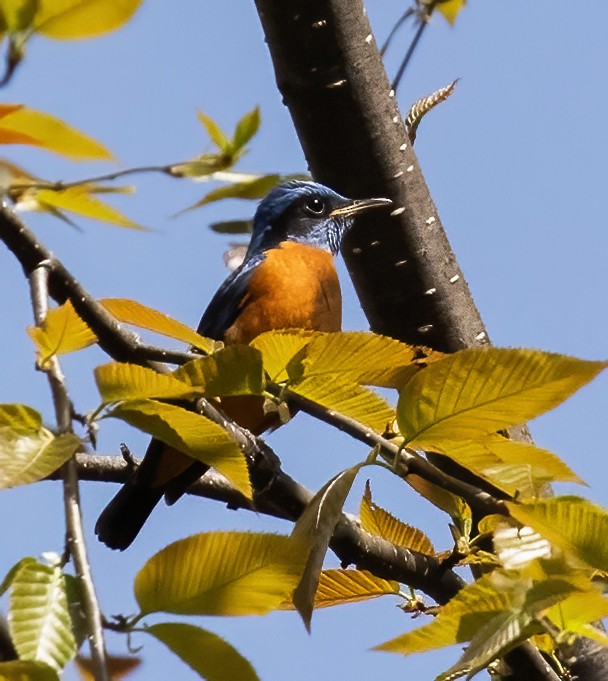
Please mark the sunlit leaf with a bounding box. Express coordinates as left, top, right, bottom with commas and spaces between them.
8, 561, 77, 671
181, 174, 282, 214
435, 0, 466, 25
108, 399, 250, 497
0, 661, 59, 680
0, 0, 37, 32
27, 301, 96, 366
0, 404, 80, 488
75, 654, 141, 681
397, 348, 606, 448
508, 497, 608, 572
95, 362, 203, 404
493, 525, 552, 570
173, 345, 264, 396
0, 105, 112, 160
232, 106, 260, 151
101, 298, 215, 354
134, 532, 305, 616
546, 591, 608, 642
196, 110, 230, 151
291, 463, 366, 630
360, 482, 434, 554
0, 558, 37, 597
32, 0, 142, 39
146, 623, 259, 681
250, 330, 318, 383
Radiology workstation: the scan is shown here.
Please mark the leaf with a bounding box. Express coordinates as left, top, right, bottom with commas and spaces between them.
291, 463, 366, 630
406, 473, 471, 526
27, 301, 96, 366
360, 482, 434, 554
373, 573, 514, 655
507, 497, 608, 573
493, 525, 552, 570
101, 298, 215, 354
146, 623, 259, 681
109, 399, 250, 496
435, 0, 466, 25
546, 591, 608, 637
288, 569, 399, 609
181, 174, 282, 213
95, 362, 203, 404
31, 186, 142, 230
134, 532, 305, 616
75, 655, 140, 681
196, 110, 230, 151
172, 346, 264, 396
397, 348, 606, 448
208, 219, 252, 235
0, 105, 112, 160
0, 661, 59, 680
0, 558, 37, 597
0, 0, 38, 32
32, 0, 142, 39
232, 106, 260, 151
250, 330, 318, 383
8, 562, 77, 671
0, 404, 80, 489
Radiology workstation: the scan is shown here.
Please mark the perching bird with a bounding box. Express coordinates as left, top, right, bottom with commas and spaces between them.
95, 180, 391, 549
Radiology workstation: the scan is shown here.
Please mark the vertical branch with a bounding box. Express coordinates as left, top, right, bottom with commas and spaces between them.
28, 266, 109, 681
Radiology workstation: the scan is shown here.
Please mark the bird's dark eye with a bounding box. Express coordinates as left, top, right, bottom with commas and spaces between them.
303, 197, 325, 216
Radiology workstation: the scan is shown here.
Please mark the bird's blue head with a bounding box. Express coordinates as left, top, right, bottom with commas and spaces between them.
245, 180, 391, 259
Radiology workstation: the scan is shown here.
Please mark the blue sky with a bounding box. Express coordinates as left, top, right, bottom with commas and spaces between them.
0, 1, 606, 679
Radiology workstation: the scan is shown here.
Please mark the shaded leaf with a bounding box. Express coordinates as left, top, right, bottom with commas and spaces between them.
108, 399, 249, 497
0, 403, 41, 431
32, 0, 142, 39
0, 661, 59, 680
397, 348, 605, 448
0, 0, 37, 32
95, 362, 202, 404
146, 622, 259, 681
172, 345, 265, 396
508, 497, 608, 573
8, 562, 76, 671
209, 219, 252, 235
181, 174, 282, 214
360, 482, 434, 554
406, 473, 471, 527
75, 654, 140, 681
134, 532, 305, 616
291, 463, 366, 630
0, 105, 112, 160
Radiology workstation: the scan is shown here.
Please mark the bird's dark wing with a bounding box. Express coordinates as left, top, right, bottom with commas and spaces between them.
196, 253, 265, 340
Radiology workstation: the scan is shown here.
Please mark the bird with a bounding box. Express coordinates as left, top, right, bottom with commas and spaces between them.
95, 180, 391, 549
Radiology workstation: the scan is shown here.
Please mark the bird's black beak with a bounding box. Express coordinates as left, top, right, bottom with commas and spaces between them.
330, 196, 392, 217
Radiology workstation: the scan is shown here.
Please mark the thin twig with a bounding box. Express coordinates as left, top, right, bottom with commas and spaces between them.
29, 267, 109, 681
392, 6, 432, 92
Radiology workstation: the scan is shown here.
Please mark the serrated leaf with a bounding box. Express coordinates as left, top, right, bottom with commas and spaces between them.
0, 558, 37, 597
101, 298, 215, 354
27, 301, 96, 366
31, 186, 142, 230
397, 348, 606, 448
437, 609, 537, 681
297, 332, 431, 388
196, 110, 230, 151
134, 532, 305, 616
0, 407, 80, 489
0, 660, 59, 681
95, 362, 202, 404
8, 562, 77, 671
360, 482, 434, 554
32, 0, 142, 39
435, 0, 466, 25
146, 623, 259, 681
373, 573, 514, 655
173, 346, 264, 396
0, 106, 112, 160
508, 497, 608, 572
108, 399, 250, 497
250, 330, 318, 383
291, 463, 366, 630
232, 106, 260, 151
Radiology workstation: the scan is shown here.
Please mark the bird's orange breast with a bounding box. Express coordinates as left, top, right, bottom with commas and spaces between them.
224, 241, 342, 345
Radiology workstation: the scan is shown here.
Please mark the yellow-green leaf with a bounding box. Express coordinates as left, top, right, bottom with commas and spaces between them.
0, 661, 59, 681
546, 591, 608, 641
397, 348, 606, 448
32, 186, 142, 230
0, 0, 37, 32
146, 623, 259, 681
95, 362, 203, 404
435, 0, 466, 25
182, 174, 282, 213
360, 482, 434, 554
291, 463, 366, 630
27, 300, 96, 366
101, 298, 215, 354
108, 399, 250, 497
232, 106, 260, 151
173, 346, 264, 396
134, 532, 305, 616
32, 0, 142, 39
0, 105, 112, 160
507, 497, 608, 573
0, 405, 80, 488
8, 561, 77, 671
196, 110, 230, 151
406, 473, 471, 526
250, 330, 318, 383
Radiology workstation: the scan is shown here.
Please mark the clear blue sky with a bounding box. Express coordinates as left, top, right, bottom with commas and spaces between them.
0, 1, 606, 679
